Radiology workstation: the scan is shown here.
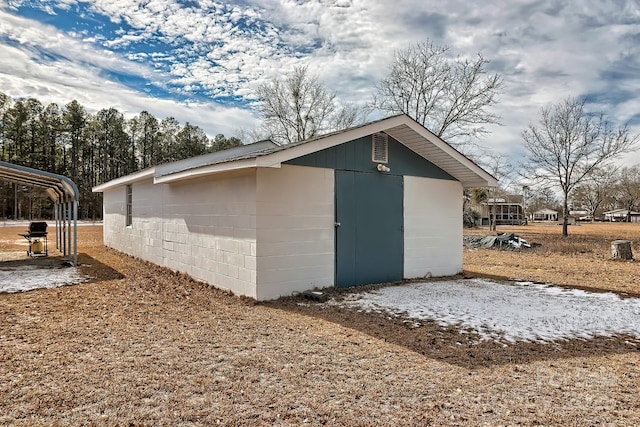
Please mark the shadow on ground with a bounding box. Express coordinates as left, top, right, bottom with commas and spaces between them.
77, 252, 125, 283
266, 283, 640, 369
0, 252, 89, 273
0, 253, 123, 284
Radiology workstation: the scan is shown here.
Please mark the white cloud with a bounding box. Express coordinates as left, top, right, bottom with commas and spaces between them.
413, 1, 640, 166
1, 0, 640, 165
0, 6, 259, 136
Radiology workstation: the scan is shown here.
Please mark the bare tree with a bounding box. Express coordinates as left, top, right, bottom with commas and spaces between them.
614, 165, 640, 218
522, 97, 639, 236
467, 154, 514, 231
571, 166, 617, 220
527, 186, 560, 218
373, 40, 502, 145
330, 102, 370, 133
485, 155, 518, 231
255, 66, 367, 144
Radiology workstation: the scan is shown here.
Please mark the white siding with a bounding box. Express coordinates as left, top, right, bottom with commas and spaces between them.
403, 176, 463, 278
102, 169, 258, 298
256, 165, 335, 300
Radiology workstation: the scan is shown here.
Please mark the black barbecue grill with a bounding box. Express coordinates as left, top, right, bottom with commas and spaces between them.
19, 221, 48, 257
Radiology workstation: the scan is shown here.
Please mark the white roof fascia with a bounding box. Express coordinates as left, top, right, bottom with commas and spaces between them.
153, 158, 280, 184
605, 209, 640, 215
386, 118, 498, 188
92, 168, 155, 193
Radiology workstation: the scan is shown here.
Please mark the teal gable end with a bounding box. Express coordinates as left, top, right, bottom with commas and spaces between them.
284, 134, 456, 180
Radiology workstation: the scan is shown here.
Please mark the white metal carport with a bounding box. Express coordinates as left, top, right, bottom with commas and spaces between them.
0, 161, 79, 266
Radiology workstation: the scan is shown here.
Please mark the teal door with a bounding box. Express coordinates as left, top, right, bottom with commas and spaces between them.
335, 170, 404, 288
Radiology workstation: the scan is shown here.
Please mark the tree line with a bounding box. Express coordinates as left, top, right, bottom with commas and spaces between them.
0, 91, 241, 220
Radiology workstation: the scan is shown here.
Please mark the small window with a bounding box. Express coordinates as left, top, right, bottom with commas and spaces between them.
126, 184, 132, 226
372, 132, 388, 163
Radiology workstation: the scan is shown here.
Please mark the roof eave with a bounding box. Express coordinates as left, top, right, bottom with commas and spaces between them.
92, 168, 155, 193
464, 178, 499, 188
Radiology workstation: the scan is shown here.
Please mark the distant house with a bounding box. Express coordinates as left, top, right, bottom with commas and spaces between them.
533, 208, 558, 222
93, 115, 497, 300
604, 209, 640, 223
480, 195, 525, 226
569, 209, 588, 218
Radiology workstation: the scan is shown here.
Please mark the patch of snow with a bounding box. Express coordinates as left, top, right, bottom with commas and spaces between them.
0, 266, 86, 293
334, 279, 640, 343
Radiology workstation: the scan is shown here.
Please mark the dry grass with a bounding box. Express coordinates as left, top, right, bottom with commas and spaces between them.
0, 224, 638, 426
464, 222, 640, 296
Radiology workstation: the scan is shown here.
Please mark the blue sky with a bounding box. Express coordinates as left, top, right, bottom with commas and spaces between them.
2, 0, 640, 168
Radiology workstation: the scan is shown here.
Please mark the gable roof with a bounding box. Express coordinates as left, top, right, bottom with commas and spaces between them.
93, 114, 497, 192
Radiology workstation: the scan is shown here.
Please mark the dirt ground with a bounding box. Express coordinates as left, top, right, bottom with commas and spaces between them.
1, 223, 638, 426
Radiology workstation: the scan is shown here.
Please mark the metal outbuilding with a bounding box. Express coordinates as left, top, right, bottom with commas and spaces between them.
0, 161, 79, 266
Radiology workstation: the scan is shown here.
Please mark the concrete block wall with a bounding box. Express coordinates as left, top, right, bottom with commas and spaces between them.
161, 171, 257, 297
255, 165, 335, 300
102, 186, 126, 250
102, 169, 258, 298
102, 179, 164, 266
403, 176, 463, 278
102, 164, 464, 300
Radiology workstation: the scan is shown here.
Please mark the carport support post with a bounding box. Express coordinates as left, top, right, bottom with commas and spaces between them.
53, 202, 60, 249
62, 202, 67, 257
73, 200, 77, 266
57, 202, 62, 251
54, 202, 58, 250
67, 199, 72, 262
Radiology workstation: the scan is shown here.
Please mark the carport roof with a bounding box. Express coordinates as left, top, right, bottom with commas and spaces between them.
0, 161, 79, 202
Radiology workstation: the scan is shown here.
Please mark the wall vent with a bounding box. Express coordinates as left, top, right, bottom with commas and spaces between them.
372, 133, 388, 163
